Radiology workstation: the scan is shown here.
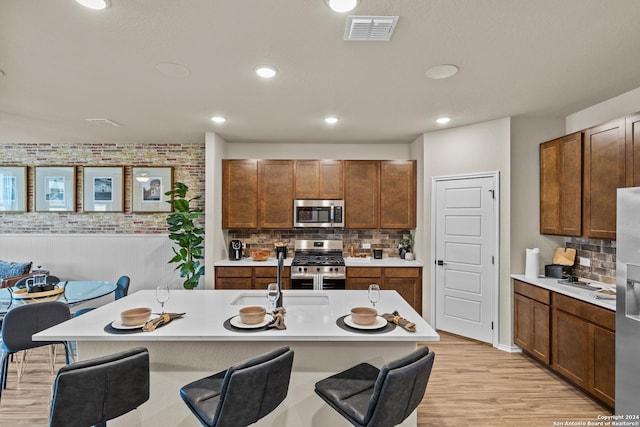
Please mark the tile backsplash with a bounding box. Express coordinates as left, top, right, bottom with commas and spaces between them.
227, 229, 413, 258
565, 237, 616, 284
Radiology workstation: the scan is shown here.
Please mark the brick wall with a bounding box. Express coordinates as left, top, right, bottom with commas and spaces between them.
228, 229, 413, 258
0, 142, 205, 234
566, 237, 616, 284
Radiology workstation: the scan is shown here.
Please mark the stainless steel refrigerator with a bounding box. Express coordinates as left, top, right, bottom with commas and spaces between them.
616, 187, 640, 415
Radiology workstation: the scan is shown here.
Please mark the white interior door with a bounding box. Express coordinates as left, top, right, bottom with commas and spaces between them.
433, 174, 497, 344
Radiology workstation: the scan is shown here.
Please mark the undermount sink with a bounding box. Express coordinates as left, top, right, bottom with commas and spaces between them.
231, 292, 330, 306
557, 279, 601, 292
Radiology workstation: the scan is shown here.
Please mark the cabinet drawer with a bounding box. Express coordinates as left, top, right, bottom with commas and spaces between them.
215, 278, 253, 289
215, 267, 252, 278
254, 267, 274, 277
384, 267, 420, 278
347, 267, 382, 278
347, 278, 381, 290
554, 293, 615, 330
514, 280, 551, 305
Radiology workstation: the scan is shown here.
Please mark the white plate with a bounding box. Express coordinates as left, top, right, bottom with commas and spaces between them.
111, 319, 146, 330
229, 314, 273, 329
343, 315, 388, 330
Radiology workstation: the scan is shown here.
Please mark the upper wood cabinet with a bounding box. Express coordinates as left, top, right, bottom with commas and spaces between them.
539, 132, 582, 236
344, 160, 416, 229
539, 111, 640, 239
626, 113, 640, 187
222, 160, 259, 229
259, 160, 294, 229
583, 119, 626, 239
294, 160, 343, 199
222, 159, 293, 229
380, 161, 416, 229
344, 161, 379, 229
223, 158, 416, 230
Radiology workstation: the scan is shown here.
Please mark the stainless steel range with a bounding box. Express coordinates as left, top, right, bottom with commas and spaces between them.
291, 239, 345, 290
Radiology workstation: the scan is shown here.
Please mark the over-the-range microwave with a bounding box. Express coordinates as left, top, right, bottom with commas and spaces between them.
293, 199, 344, 228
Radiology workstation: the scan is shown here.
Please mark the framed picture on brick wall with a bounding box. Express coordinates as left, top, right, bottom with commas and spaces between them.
0, 166, 27, 213
83, 166, 124, 212
131, 166, 173, 213
35, 166, 76, 212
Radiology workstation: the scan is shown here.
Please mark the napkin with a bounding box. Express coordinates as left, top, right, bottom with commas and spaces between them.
268, 307, 286, 330
382, 311, 416, 332
143, 312, 185, 332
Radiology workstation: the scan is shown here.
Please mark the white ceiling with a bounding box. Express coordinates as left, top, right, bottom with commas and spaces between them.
2, 0, 640, 145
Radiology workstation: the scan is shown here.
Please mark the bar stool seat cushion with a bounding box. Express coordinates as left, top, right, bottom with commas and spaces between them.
315, 347, 435, 427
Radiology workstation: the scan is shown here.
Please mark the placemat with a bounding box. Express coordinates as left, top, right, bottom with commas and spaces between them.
223, 316, 272, 333
104, 323, 144, 335
336, 315, 396, 334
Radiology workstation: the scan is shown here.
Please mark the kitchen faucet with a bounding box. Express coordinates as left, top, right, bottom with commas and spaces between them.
276, 251, 284, 308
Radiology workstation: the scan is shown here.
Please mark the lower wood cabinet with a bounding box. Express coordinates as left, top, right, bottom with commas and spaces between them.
347, 267, 422, 315
214, 266, 252, 290
215, 266, 290, 290
217, 265, 422, 314
552, 293, 615, 408
513, 281, 551, 364
513, 279, 615, 409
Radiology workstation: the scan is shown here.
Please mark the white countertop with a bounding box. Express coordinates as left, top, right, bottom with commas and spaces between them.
34, 289, 439, 342
511, 274, 616, 311
214, 257, 423, 267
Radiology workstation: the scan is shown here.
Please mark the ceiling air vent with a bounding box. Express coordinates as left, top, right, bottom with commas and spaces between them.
85, 118, 122, 127
344, 15, 399, 41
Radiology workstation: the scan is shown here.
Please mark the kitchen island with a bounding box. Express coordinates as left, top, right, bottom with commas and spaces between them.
35, 289, 439, 427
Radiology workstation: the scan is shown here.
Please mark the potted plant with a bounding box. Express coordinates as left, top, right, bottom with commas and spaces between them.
165, 182, 204, 289
398, 234, 414, 259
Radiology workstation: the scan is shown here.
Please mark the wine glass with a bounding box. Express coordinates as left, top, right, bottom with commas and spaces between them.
266, 283, 279, 312
156, 285, 170, 314
368, 284, 380, 307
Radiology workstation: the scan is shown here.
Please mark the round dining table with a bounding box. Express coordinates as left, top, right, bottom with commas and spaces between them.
0, 280, 117, 318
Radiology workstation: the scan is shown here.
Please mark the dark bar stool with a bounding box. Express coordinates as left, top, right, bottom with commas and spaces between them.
180, 346, 294, 427
314, 346, 435, 427
49, 347, 150, 427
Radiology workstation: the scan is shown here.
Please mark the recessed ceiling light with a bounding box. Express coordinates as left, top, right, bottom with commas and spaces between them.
75, 0, 111, 10
426, 64, 459, 80
255, 65, 278, 79
325, 116, 339, 125
211, 116, 227, 124
326, 0, 358, 13
436, 117, 451, 125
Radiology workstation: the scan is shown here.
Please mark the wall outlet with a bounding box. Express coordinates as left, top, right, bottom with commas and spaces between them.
579, 257, 591, 267
362, 243, 371, 249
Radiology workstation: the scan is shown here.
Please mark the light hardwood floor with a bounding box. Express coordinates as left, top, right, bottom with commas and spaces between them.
0, 333, 613, 426
420, 332, 612, 427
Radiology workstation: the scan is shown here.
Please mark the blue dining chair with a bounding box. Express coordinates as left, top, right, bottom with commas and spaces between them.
73, 276, 130, 317
0, 301, 74, 399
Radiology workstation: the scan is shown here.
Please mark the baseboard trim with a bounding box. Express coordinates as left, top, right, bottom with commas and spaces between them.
497, 343, 522, 353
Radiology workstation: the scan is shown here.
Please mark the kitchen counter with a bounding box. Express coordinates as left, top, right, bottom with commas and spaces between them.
214, 256, 294, 267
214, 257, 423, 267
35, 289, 437, 342
344, 257, 424, 267
511, 274, 615, 311
35, 289, 437, 426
